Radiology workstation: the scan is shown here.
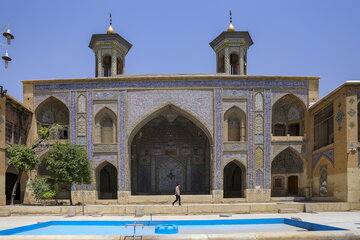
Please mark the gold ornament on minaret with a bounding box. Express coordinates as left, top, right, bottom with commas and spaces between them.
107, 13, 115, 34
227, 10, 235, 32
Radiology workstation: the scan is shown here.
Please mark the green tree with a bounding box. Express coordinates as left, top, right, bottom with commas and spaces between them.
45, 142, 91, 205
29, 177, 57, 204
7, 145, 40, 205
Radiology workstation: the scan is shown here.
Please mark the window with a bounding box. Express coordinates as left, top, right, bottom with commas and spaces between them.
5, 122, 13, 143
314, 103, 334, 150
13, 125, 20, 145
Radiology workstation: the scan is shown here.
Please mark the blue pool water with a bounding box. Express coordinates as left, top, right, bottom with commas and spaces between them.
0, 218, 346, 235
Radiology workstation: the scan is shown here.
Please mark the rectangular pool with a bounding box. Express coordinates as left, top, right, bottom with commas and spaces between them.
0, 218, 346, 236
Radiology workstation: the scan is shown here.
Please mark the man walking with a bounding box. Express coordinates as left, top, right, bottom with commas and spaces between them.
172, 184, 181, 206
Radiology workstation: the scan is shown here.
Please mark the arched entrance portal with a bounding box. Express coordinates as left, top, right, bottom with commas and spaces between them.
223, 161, 244, 198
5, 173, 20, 203
271, 148, 304, 197
130, 106, 211, 195
96, 163, 118, 199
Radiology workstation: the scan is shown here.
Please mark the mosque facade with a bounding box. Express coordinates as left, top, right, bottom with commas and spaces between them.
2, 20, 360, 205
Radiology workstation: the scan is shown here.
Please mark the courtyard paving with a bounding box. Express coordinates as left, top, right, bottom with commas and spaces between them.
1, 211, 360, 232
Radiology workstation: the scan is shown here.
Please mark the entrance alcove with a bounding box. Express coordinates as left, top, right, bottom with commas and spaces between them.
96, 162, 118, 199
129, 105, 211, 195
271, 148, 304, 197
223, 161, 245, 198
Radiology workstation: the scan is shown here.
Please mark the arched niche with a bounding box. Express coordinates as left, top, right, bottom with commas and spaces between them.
223, 161, 246, 198
95, 162, 118, 199
271, 147, 304, 197
129, 104, 211, 195
35, 97, 70, 139
117, 57, 123, 75
224, 106, 246, 142
102, 55, 112, 77
272, 94, 306, 136
94, 108, 117, 144
230, 53, 239, 75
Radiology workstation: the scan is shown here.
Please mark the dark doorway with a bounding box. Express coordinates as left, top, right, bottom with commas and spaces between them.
131, 107, 211, 195
6, 173, 20, 204
287, 176, 298, 195
223, 162, 242, 198
99, 164, 118, 199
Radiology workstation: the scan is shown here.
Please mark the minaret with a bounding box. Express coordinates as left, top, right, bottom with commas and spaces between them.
89, 14, 132, 77
209, 11, 253, 75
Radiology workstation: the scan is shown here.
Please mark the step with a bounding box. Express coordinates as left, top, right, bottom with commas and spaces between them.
278, 208, 301, 214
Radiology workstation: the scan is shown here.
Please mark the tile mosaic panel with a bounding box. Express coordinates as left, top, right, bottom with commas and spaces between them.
255, 147, 264, 168
223, 152, 247, 167
77, 136, 86, 145
93, 144, 118, 152
34, 92, 70, 108
271, 143, 305, 159
77, 116, 86, 136
223, 89, 248, 98
93, 103, 118, 116
248, 89, 254, 188
255, 169, 264, 188
119, 90, 127, 191
223, 142, 248, 151
312, 148, 334, 170
70, 91, 76, 144
215, 89, 223, 190
34, 79, 309, 92
127, 90, 213, 136
223, 102, 247, 114
271, 89, 308, 107
254, 93, 264, 111
94, 91, 118, 100
254, 135, 264, 144
93, 153, 118, 166
77, 94, 86, 113
264, 89, 271, 189
254, 115, 264, 134
87, 92, 93, 159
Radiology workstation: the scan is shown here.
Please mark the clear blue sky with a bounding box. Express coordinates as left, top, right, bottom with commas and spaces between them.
1, 0, 360, 101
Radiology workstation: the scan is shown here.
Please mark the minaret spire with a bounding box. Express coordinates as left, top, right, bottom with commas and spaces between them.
107, 12, 115, 34
227, 10, 235, 32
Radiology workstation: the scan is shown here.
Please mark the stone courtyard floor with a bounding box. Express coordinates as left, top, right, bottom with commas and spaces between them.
1, 211, 360, 232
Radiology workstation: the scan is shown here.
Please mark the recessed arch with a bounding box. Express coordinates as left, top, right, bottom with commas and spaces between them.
224, 106, 247, 142
95, 161, 118, 199
271, 147, 305, 197
128, 103, 213, 147
223, 160, 246, 198
35, 96, 70, 139
102, 55, 112, 77
272, 94, 306, 136
94, 107, 117, 144
129, 104, 212, 195
230, 52, 239, 75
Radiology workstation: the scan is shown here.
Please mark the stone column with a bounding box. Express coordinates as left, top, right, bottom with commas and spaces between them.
111, 49, 117, 76
240, 120, 246, 141
223, 119, 228, 141
96, 51, 102, 77
224, 47, 230, 74
239, 46, 245, 75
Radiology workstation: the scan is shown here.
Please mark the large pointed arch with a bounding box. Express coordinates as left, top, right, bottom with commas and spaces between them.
272, 94, 306, 136
129, 104, 212, 195
128, 104, 213, 147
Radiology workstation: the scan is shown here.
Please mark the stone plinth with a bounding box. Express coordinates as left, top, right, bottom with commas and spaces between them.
244, 189, 271, 202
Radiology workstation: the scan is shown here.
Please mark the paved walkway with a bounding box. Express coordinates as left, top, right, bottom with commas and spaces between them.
1, 211, 360, 232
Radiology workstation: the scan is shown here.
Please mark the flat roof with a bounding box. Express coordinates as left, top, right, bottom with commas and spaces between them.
22, 74, 320, 84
